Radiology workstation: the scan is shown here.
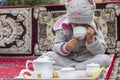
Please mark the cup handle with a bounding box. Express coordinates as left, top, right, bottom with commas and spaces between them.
16, 69, 32, 78
26, 60, 33, 71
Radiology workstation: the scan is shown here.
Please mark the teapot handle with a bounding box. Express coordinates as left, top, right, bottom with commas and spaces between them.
26, 60, 33, 71
16, 69, 32, 78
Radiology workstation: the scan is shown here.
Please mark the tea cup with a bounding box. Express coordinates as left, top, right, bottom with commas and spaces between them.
73, 26, 87, 39
86, 63, 100, 77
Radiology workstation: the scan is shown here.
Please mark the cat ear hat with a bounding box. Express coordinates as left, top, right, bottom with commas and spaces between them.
66, 0, 96, 24
54, 0, 97, 31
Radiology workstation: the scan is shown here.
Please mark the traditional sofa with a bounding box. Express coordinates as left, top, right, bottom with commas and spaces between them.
0, 2, 119, 56
0, 1, 119, 80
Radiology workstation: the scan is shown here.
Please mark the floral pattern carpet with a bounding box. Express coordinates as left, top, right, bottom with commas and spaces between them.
97, 53, 120, 80
0, 57, 35, 80
109, 54, 120, 80
0, 54, 118, 80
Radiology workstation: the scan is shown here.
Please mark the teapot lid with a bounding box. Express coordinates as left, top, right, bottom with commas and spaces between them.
86, 63, 100, 67
34, 55, 55, 63
60, 67, 75, 71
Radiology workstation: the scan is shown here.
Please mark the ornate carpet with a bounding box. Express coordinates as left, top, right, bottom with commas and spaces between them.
0, 54, 117, 80
94, 54, 120, 80
0, 57, 35, 80
0, 7, 32, 55
109, 54, 120, 80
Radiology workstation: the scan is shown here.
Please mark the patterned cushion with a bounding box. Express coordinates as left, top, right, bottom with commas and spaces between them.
0, 8, 32, 54
34, 3, 120, 55
0, 3, 119, 55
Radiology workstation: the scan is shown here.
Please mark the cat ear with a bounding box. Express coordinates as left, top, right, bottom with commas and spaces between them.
67, 0, 72, 3
88, 0, 94, 4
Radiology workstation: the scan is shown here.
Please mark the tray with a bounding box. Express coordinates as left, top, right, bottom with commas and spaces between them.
14, 67, 105, 80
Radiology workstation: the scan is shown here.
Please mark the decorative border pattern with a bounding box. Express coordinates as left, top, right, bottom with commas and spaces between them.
103, 3, 120, 53
34, 7, 66, 55
95, 8, 118, 53
0, 8, 32, 54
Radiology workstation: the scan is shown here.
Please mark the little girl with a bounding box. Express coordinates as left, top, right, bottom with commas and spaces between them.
42, 0, 111, 70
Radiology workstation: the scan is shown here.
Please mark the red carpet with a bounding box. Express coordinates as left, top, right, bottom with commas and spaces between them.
0, 54, 116, 80
0, 57, 35, 79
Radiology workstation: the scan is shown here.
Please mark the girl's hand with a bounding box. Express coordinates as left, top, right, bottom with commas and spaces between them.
65, 37, 79, 52
86, 27, 95, 43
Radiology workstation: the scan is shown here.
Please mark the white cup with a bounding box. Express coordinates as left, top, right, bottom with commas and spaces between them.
75, 70, 87, 77
86, 63, 100, 77
73, 26, 87, 39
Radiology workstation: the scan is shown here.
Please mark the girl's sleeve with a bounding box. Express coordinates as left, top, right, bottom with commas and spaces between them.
52, 30, 70, 56
86, 28, 107, 55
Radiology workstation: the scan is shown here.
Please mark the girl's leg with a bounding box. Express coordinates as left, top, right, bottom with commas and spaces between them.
43, 51, 77, 69
75, 54, 111, 70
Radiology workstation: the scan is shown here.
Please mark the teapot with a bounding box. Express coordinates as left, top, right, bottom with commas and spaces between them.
25, 55, 55, 79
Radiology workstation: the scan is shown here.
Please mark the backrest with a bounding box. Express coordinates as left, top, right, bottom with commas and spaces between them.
0, 2, 119, 56
34, 3, 120, 55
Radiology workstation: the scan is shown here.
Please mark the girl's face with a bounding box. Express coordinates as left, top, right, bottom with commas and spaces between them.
71, 23, 90, 29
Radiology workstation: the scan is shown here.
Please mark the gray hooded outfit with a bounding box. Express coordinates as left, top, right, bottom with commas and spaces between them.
43, 0, 111, 70
43, 15, 111, 70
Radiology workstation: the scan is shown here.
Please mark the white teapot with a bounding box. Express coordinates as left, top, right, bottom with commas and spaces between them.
25, 55, 55, 79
